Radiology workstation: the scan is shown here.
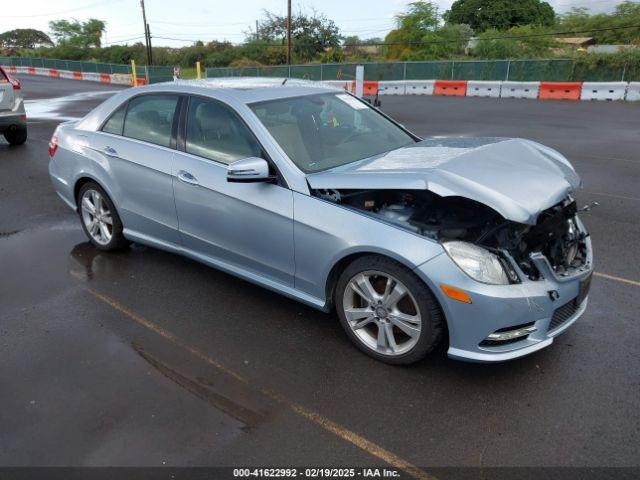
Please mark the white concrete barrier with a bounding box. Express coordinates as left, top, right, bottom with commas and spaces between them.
500, 81, 540, 99
111, 73, 134, 86
467, 80, 502, 98
82, 72, 100, 82
378, 81, 406, 95
404, 80, 435, 95
625, 82, 640, 101
321, 80, 349, 90
581, 82, 628, 101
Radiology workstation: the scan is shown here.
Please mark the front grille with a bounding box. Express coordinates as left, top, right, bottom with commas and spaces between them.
549, 299, 581, 331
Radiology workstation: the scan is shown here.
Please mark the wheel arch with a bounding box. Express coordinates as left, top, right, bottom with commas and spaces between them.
73, 175, 119, 212
323, 249, 442, 313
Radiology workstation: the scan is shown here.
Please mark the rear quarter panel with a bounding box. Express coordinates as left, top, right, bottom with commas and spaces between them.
49, 125, 124, 211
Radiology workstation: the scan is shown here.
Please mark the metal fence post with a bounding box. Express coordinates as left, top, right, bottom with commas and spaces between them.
621, 64, 627, 82
403, 62, 407, 81
506, 60, 511, 81
451, 61, 455, 79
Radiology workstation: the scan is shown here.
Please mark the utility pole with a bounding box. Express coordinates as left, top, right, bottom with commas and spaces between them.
255, 20, 259, 41
286, 0, 292, 65
140, 0, 152, 65
146, 22, 153, 65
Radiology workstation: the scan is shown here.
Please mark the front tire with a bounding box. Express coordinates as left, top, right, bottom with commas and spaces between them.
77, 182, 130, 251
4, 125, 27, 145
335, 255, 444, 365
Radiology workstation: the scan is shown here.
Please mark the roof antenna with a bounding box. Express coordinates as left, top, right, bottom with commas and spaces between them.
281, 78, 288, 86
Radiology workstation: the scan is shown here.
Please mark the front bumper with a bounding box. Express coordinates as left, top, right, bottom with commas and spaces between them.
414, 222, 593, 363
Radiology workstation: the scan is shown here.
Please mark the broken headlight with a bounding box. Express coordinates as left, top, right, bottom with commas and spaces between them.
442, 241, 510, 285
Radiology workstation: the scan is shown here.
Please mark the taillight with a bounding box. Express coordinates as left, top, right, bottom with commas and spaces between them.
48, 136, 58, 157
9, 75, 21, 90
0, 67, 20, 90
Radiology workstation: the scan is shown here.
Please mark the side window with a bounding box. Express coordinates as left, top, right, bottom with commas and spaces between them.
185, 96, 262, 164
123, 94, 179, 148
101, 103, 127, 135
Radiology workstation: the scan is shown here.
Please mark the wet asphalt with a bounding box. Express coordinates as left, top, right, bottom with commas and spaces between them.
0, 75, 639, 475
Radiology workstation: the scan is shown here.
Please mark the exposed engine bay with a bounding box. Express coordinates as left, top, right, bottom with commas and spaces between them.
313, 188, 589, 281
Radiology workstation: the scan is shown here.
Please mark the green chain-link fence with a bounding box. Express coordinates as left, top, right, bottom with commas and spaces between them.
206, 59, 639, 82
2, 56, 638, 83
0, 56, 174, 83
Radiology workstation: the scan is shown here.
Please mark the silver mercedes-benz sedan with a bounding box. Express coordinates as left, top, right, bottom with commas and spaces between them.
49, 78, 593, 364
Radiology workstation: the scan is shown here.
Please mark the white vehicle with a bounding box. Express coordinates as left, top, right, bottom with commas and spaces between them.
0, 67, 27, 145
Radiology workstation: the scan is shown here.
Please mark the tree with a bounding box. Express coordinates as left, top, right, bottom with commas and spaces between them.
49, 18, 106, 48
255, 9, 341, 63
0, 29, 53, 49
474, 25, 559, 59
558, 2, 640, 44
384, 1, 440, 58
445, 0, 555, 33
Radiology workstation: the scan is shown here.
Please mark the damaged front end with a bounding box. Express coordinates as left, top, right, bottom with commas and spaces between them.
313, 188, 591, 284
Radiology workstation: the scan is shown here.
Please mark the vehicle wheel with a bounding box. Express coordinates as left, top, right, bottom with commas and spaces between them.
335, 255, 444, 365
3, 125, 27, 145
77, 182, 130, 251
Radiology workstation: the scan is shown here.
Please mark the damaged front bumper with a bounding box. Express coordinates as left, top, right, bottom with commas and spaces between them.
414, 220, 593, 363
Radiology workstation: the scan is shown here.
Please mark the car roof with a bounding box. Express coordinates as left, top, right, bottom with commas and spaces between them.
142, 77, 345, 104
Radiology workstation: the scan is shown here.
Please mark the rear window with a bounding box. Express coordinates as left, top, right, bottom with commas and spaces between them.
122, 94, 180, 148
101, 104, 127, 135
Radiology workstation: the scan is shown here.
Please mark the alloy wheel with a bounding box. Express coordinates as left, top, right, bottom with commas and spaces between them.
80, 189, 113, 246
342, 270, 422, 356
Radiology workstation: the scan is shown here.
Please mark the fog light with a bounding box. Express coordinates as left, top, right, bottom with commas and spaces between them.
480, 322, 536, 347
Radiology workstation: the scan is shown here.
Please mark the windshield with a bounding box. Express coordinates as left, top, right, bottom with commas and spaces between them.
249, 92, 416, 173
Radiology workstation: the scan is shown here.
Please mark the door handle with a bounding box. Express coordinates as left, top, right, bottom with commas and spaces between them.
103, 146, 118, 156
177, 170, 199, 185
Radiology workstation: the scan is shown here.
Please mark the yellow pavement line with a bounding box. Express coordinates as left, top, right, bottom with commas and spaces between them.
86, 287, 435, 480
594, 272, 640, 288
87, 288, 247, 383
288, 401, 436, 480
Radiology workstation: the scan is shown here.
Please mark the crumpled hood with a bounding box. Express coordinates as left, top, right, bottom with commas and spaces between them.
306, 137, 581, 225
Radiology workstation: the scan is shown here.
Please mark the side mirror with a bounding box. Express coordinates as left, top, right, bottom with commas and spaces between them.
227, 157, 273, 183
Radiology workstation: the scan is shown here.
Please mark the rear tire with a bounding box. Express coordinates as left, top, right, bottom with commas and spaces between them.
77, 182, 130, 251
4, 125, 27, 145
335, 255, 444, 365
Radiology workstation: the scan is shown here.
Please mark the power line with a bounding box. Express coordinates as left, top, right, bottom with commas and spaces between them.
155, 23, 640, 48
3, 0, 124, 18
103, 35, 146, 46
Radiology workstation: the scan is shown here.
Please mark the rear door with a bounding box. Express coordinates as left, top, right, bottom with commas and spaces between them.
0, 68, 15, 112
91, 93, 182, 246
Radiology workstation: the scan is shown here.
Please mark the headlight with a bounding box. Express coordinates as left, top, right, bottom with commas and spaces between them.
442, 241, 510, 285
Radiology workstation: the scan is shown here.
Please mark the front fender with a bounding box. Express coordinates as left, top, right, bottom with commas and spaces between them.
292, 192, 444, 301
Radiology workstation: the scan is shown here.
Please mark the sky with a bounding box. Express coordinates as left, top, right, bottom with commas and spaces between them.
2, 0, 623, 48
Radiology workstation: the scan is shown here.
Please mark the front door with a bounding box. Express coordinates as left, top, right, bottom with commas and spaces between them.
172, 96, 295, 286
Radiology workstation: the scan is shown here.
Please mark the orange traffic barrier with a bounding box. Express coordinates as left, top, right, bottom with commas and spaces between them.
434, 80, 467, 97
9, 66, 17, 74
27, 67, 36, 74
49, 69, 60, 78
349, 80, 379, 96
539, 82, 582, 101
72, 71, 83, 80
135, 78, 148, 86
99, 74, 111, 84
